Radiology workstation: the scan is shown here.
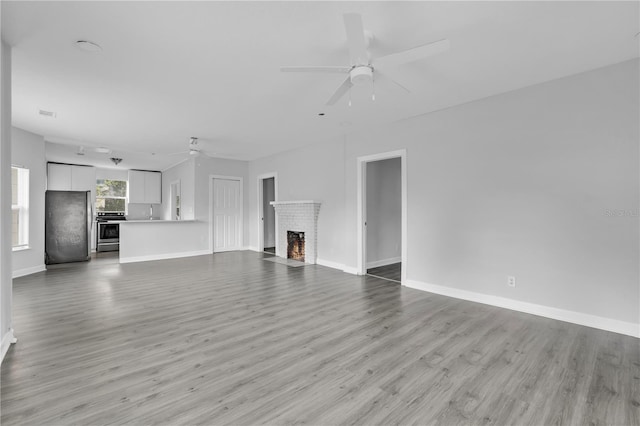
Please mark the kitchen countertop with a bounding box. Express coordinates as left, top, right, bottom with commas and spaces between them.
120, 219, 197, 223
96, 219, 196, 223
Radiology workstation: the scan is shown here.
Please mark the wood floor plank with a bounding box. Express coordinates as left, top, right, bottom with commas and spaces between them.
1, 251, 638, 425
367, 262, 401, 282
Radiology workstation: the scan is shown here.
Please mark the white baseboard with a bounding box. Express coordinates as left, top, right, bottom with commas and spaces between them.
1, 329, 16, 364
405, 279, 639, 338
247, 246, 260, 252
12, 264, 46, 279
366, 257, 401, 269
120, 250, 211, 264
342, 266, 361, 275
316, 258, 345, 271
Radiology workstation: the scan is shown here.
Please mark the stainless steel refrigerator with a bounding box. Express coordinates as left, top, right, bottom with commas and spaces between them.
45, 190, 92, 264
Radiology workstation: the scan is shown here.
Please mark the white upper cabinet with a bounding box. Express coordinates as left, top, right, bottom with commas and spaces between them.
47, 163, 72, 190
127, 170, 146, 203
144, 171, 162, 204
47, 164, 97, 212
128, 170, 161, 204
70, 165, 96, 192
47, 163, 96, 192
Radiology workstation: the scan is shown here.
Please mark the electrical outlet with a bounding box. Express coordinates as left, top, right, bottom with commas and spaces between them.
508, 276, 516, 287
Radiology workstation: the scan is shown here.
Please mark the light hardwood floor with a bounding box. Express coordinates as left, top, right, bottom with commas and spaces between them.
2, 251, 639, 425
367, 262, 401, 283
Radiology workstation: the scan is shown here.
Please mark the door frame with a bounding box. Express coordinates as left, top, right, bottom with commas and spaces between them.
257, 172, 278, 252
356, 149, 407, 284
169, 179, 181, 220
209, 174, 244, 253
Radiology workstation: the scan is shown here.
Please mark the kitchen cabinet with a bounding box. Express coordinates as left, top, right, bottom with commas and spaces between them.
144, 171, 162, 204
128, 170, 161, 204
47, 163, 96, 193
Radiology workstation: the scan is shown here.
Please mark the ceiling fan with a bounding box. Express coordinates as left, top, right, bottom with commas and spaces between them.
168, 137, 215, 158
281, 13, 450, 105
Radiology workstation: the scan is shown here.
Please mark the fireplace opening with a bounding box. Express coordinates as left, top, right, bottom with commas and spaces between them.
287, 231, 305, 262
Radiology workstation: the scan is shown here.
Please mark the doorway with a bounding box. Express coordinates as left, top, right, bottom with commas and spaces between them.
258, 173, 277, 253
170, 180, 181, 220
211, 176, 243, 253
357, 150, 407, 284
366, 157, 401, 282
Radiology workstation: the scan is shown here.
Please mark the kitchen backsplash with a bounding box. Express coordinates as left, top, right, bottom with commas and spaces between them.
127, 203, 162, 220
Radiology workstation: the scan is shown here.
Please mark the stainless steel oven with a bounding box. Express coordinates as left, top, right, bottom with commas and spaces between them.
96, 212, 126, 252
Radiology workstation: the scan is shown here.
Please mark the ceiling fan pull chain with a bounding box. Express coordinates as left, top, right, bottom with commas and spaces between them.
372, 76, 376, 101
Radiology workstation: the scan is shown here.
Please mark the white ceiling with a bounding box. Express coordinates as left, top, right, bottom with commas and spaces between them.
3, 1, 639, 171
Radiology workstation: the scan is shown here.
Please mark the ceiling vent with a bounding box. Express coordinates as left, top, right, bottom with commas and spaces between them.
38, 109, 57, 118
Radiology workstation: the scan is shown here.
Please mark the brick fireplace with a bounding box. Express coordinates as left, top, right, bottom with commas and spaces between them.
270, 201, 321, 264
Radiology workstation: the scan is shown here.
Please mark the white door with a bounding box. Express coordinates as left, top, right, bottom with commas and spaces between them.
213, 178, 242, 252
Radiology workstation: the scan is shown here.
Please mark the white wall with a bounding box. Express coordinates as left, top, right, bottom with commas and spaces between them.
366, 157, 401, 267
1, 36, 14, 361
262, 177, 275, 248
245, 59, 638, 334
161, 159, 195, 220
11, 127, 46, 277
343, 59, 639, 328
248, 140, 346, 265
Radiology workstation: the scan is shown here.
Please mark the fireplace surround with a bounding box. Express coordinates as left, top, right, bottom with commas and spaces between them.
270, 201, 321, 264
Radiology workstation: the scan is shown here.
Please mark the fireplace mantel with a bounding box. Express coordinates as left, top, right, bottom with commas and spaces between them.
270, 201, 321, 264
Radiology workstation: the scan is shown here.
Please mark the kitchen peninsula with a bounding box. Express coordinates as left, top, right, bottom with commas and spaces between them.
119, 220, 210, 264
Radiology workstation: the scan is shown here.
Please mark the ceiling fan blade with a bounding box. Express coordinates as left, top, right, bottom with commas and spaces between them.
280, 66, 351, 73
375, 71, 410, 94
326, 76, 353, 106
375, 39, 450, 69
343, 13, 368, 66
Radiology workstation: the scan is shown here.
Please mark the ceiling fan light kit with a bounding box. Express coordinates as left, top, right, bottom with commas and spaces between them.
280, 13, 450, 106
350, 66, 373, 86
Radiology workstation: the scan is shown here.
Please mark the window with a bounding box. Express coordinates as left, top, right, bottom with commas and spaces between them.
96, 179, 127, 213
11, 166, 29, 249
